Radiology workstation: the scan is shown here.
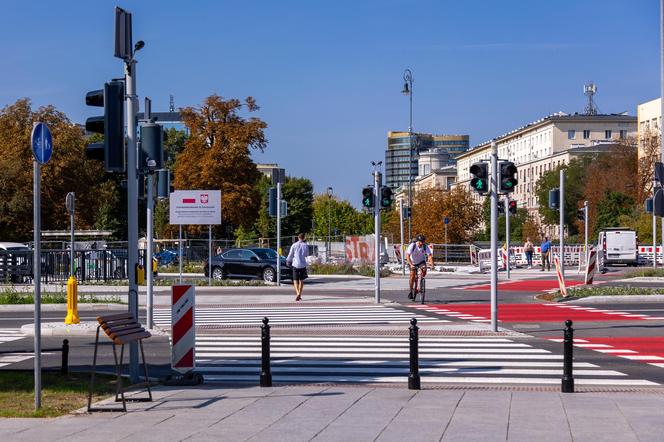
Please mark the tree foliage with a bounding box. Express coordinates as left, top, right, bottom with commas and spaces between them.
173, 95, 267, 236
254, 175, 314, 239
0, 99, 113, 240
311, 195, 374, 240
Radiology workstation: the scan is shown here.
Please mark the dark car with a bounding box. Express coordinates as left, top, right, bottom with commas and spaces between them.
204, 248, 291, 282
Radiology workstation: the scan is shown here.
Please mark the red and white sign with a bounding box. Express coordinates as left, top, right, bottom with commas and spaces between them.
554, 255, 567, 297
169, 190, 221, 225
584, 247, 597, 285
171, 284, 195, 373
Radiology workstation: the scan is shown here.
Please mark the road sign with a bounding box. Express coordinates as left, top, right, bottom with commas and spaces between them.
31, 122, 52, 164
444, 217, 449, 225
169, 190, 221, 225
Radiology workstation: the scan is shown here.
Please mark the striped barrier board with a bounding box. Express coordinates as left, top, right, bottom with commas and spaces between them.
554, 255, 567, 297
585, 248, 597, 285
172, 284, 196, 373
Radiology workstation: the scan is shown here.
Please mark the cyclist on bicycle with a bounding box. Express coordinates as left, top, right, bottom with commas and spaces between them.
406, 234, 433, 299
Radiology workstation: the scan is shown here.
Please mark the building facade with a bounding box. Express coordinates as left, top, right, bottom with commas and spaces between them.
637, 98, 661, 193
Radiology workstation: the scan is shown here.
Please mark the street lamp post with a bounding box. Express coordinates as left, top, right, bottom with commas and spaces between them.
327, 187, 333, 262
402, 69, 413, 241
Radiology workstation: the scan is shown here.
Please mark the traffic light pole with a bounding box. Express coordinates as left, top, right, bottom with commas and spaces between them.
505, 193, 510, 280
559, 169, 565, 279
146, 172, 154, 329
276, 181, 281, 286
125, 59, 140, 383
400, 203, 405, 275
584, 200, 589, 267
490, 141, 498, 332
374, 169, 382, 304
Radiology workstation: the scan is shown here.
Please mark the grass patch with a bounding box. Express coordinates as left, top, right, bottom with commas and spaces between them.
155, 278, 266, 287
0, 370, 118, 417
0, 286, 122, 304
623, 268, 664, 278
309, 263, 391, 278
538, 285, 664, 302
159, 263, 203, 273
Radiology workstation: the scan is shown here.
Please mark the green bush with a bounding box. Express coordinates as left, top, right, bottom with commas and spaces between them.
309, 263, 391, 278
0, 286, 121, 304
624, 268, 664, 278
555, 285, 664, 300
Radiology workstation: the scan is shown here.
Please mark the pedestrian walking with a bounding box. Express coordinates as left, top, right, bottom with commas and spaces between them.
524, 237, 534, 269
286, 233, 308, 301
540, 237, 551, 271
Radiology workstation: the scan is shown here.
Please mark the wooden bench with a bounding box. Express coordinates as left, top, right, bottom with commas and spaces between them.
87, 312, 153, 412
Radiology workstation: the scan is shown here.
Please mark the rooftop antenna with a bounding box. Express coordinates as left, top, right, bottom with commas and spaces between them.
169, 94, 175, 112
584, 82, 598, 115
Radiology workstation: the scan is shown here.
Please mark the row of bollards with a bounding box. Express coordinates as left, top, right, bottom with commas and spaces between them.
257, 316, 574, 393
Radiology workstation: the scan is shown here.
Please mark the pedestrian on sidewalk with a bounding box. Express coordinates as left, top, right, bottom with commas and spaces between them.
286, 233, 308, 301
540, 237, 551, 271
524, 237, 534, 268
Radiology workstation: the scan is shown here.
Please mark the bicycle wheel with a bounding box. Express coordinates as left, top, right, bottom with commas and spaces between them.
420, 275, 426, 304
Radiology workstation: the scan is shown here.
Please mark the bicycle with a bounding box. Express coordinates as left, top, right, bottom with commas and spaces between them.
412, 263, 427, 304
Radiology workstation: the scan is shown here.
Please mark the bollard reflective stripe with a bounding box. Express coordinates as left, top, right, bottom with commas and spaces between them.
408, 318, 420, 390
260, 317, 272, 387
561, 319, 574, 393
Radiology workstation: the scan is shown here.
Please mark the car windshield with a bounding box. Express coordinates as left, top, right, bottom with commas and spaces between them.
253, 249, 277, 260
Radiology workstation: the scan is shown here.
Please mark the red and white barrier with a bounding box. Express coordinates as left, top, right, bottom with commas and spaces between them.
584, 247, 597, 285
554, 255, 567, 297
171, 284, 195, 373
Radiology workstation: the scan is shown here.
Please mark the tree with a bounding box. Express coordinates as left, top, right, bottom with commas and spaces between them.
253, 175, 314, 239
163, 128, 188, 170
0, 99, 114, 240
311, 195, 373, 240
173, 95, 267, 237
595, 191, 634, 233
478, 198, 532, 242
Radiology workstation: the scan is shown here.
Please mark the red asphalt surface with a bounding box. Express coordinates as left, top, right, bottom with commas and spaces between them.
422, 303, 642, 322
464, 279, 585, 291
563, 337, 664, 365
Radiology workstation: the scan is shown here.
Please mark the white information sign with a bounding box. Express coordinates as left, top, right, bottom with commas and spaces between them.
169, 190, 221, 225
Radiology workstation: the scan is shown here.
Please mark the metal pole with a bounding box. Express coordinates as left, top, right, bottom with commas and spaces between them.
125, 59, 139, 383
559, 169, 565, 280
506, 193, 511, 280
561, 319, 575, 393
276, 181, 281, 286
374, 168, 382, 304
654, 184, 658, 269
445, 222, 448, 264
178, 224, 183, 282
33, 160, 42, 410
327, 191, 331, 263
146, 173, 154, 329
661, 0, 664, 265
490, 141, 498, 332
208, 225, 212, 286
400, 203, 405, 275
69, 200, 75, 278
584, 201, 589, 266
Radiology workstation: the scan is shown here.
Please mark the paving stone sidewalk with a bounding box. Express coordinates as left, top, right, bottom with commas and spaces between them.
2, 385, 664, 441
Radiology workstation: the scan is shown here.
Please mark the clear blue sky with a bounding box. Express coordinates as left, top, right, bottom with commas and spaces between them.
1, 0, 660, 205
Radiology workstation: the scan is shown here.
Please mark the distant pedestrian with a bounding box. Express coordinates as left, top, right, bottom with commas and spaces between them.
216, 246, 222, 255
524, 237, 534, 269
286, 233, 308, 301
540, 237, 551, 271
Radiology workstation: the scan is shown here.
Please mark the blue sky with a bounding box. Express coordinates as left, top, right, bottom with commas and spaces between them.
1, 0, 661, 205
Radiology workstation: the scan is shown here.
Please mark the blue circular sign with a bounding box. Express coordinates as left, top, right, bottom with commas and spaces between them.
444, 217, 449, 225
31, 122, 53, 164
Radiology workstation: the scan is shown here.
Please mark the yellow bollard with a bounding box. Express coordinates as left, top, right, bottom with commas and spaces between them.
65, 275, 80, 324
136, 264, 145, 285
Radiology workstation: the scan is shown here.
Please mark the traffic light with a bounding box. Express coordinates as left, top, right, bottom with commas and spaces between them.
380, 186, 394, 209
549, 188, 560, 209
156, 169, 171, 200
576, 208, 585, 221
498, 200, 505, 215
508, 200, 517, 215
362, 187, 374, 208
268, 187, 277, 217
646, 197, 654, 214
469, 162, 488, 194
499, 161, 518, 193
140, 123, 164, 171
85, 81, 126, 172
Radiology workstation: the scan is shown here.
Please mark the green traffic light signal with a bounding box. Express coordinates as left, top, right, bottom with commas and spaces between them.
362, 187, 374, 208
469, 162, 488, 195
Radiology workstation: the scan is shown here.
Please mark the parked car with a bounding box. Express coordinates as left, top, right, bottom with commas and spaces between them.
204, 248, 291, 282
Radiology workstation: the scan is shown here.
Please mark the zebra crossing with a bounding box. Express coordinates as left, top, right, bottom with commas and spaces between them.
154, 304, 450, 328
0, 329, 32, 368
193, 335, 657, 386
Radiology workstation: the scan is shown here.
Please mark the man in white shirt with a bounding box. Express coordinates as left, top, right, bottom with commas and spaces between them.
406, 234, 433, 299
286, 233, 308, 301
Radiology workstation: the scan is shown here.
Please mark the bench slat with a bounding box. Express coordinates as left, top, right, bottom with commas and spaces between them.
101, 318, 137, 329
97, 313, 134, 324
106, 326, 144, 338
113, 331, 151, 345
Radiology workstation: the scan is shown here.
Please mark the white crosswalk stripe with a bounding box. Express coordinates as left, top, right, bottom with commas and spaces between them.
0, 328, 32, 368
192, 335, 657, 386
154, 304, 450, 327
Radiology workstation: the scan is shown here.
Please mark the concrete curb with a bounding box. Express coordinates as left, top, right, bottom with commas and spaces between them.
0, 303, 125, 312
569, 294, 664, 304
20, 321, 171, 337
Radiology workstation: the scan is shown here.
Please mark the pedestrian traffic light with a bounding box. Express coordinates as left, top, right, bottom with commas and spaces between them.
156, 169, 171, 200
268, 187, 278, 217
362, 187, 374, 208
405, 207, 411, 219
549, 188, 560, 210
85, 81, 126, 172
498, 200, 505, 215
380, 186, 394, 209
469, 162, 488, 194
139, 123, 164, 171
576, 208, 585, 221
499, 161, 518, 193
508, 200, 517, 215
646, 197, 654, 214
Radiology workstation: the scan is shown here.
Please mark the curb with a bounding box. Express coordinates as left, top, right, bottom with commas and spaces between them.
0, 303, 125, 312
20, 321, 171, 337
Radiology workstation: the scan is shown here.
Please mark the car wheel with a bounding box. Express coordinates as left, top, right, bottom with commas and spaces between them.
262, 267, 275, 282
211, 266, 225, 281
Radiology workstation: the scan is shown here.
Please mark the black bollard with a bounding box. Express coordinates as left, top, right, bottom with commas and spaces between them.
408, 318, 421, 390
61, 339, 69, 374
561, 319, 574, 393
260, 317, 272, 387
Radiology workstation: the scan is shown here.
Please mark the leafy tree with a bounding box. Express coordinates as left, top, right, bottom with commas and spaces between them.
311, 195, 373, 240
173, 95, 267, 237
595, 191, 634, 234
478, 197, 532, 242
163, 128, 188, 170
253, 175, 314, 239
0, 99, 114, 240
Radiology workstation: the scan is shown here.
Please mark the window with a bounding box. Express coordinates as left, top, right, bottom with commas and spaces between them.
568, 130, 575, 140
583, 130, 590, 139
223, 250, 242, 259
605, 130, 612, 139
619, 130, 627, 139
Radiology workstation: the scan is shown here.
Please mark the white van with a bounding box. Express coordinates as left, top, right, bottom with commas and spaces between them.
598, 228, 638, 267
